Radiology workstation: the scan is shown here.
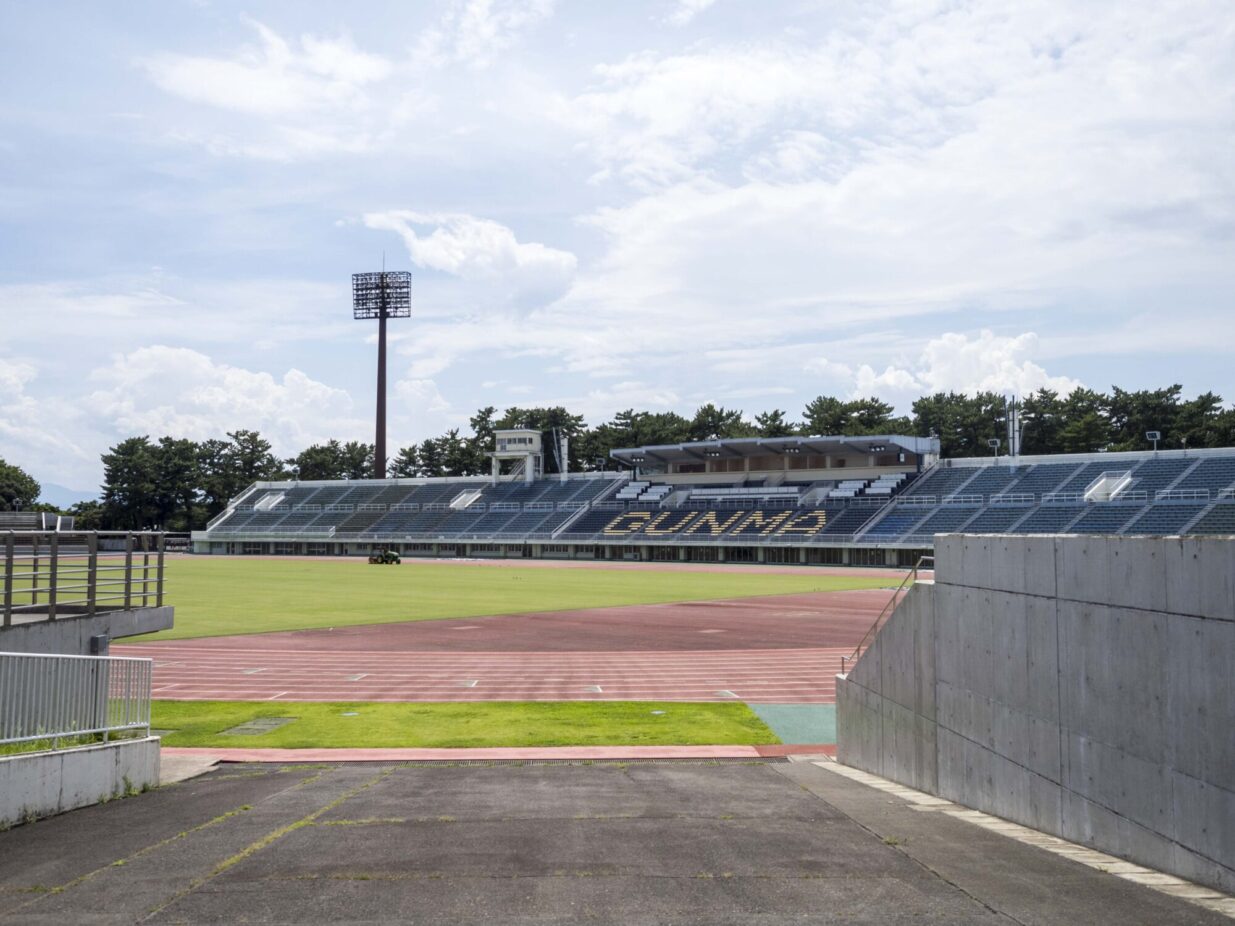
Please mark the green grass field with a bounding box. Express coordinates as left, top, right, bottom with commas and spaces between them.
152, 700, 778, 748
134, 558, 892, 641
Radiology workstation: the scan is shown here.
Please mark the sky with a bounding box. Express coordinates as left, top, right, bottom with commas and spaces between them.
1, 0, 1233, 493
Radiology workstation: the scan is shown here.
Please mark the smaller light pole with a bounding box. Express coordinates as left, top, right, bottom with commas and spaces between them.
1146, 430, 1161, 453
987, 437, 1001, 463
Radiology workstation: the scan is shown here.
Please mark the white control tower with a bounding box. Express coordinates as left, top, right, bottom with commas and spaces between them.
489, 429, 543, 484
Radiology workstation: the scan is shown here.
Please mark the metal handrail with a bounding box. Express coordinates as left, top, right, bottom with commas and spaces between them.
840, 554, 934, 677
2, 531, 165, 628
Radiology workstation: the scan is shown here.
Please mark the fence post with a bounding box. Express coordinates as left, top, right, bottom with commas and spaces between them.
87, 532, 98, 616
141, 535, 151, 608
2, 532, 12, 628
156, 534, 165, 607
48, 532, 58, 621
124, 534, 133, 611
31, 535, 40, 606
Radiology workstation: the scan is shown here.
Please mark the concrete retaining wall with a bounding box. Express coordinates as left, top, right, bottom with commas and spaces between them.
0, 606, 174, 655
837, 533, 1235, 893
0, 738, 161, 827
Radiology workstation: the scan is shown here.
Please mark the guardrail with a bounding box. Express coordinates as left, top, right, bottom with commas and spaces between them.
990, 493, 1035, 506
942, 494, 983, 506
1041, 492, 1084, 504
2, 532, 165, 628
1155, 488, 1211, 502
840, 554, 934, 677
0, 651, 152, 750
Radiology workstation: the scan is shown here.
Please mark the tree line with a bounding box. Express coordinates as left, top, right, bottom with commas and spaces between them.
4, 384, 1231, 531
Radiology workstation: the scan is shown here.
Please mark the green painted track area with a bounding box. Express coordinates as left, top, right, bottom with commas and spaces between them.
151, 700, 779, 748
138, 558, 890, 641
748, 704, 836, 745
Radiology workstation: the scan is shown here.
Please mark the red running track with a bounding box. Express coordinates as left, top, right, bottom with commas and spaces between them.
114, 589, 886, 704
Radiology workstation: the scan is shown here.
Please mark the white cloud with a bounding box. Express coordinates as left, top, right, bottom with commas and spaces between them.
0, 277, 350, 350
139, 19, 414, 159
664, 0, 716, 27
414, 0, 556, 69
364, 211, 577, 304
849, 331, 1082, 409
85, 347, 363, 458
0, 358, 93, 482
0, 357, 36, 399
541, 0, 1235, 375
142, 18, 392, 117
914, 331, 1083, 397
394, 377, 452, 414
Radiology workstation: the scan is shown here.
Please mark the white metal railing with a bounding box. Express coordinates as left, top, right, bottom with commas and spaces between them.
690, 487, 799, 498
1041, 492, 1084, 504
0, 652, 152, 750
1155, 488, 1211, 502
942, 494, 983, 506
941, 447, 1235, 468
847, 498, 891, 508
990, 493, 1035, 506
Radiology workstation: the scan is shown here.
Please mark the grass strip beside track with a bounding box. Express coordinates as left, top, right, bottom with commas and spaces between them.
134, 558, 893, 641
152, 700, 780, 748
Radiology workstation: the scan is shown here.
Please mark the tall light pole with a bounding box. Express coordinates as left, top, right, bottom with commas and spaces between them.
353, 271, 411, 479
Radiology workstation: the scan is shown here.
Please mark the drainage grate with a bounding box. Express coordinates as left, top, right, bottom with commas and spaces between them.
221, 717, 297, 735
391, 758, 789, 768
221, 757, 788, 769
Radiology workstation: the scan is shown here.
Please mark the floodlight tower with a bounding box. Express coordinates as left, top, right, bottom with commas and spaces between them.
352, 270, 411, 479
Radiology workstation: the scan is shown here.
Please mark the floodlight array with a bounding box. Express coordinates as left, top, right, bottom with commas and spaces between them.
352, 271, 412, 319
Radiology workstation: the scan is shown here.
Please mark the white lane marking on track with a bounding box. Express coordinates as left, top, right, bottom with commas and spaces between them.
241, 668, 267, 675
266, 691, 288, 700
346, 673, 369, 681
585, 685, 603, 693
461, 679, 478, 688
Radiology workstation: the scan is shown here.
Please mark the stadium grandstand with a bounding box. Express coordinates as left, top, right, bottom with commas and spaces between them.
192, 430, 1235, 566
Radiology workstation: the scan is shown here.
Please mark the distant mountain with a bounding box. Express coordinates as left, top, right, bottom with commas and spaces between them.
39, 483, 100, 509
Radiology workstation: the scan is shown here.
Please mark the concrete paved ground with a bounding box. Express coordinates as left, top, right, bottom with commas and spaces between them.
0, 760, 1226, 925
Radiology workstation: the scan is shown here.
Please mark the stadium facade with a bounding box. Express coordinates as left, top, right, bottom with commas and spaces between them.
192, 433, 1235, 565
